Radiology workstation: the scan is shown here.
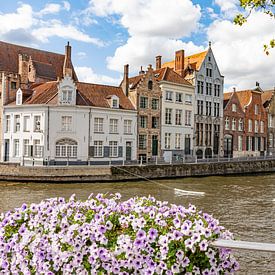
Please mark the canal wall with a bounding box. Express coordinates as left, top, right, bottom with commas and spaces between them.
0, 159, 275, 182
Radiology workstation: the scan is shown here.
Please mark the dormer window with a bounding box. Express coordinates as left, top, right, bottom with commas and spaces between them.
61, 88, 73, 104
111, 96, 119, 108
58, 76, 76, 105
16, 89, 22, 105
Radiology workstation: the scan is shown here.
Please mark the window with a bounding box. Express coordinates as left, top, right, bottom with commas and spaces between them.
61, 116, 72, 131
152, 117, 159, 128
56, 139, 78, 158
185, 110, 191, 126
16, 89, 22, 105
206, 83, 212, 95
232, 118, 236, 131
248, 119, 252, 132
34, 116, 41, 132
269, 133, 273, 148
61, 89, 73, 104
255, 104, 259, 115
148, 80, 153, 90
225, 117, 229, 130
238, 136, 243, 151
164, 133, 171, 149
214, 84, 220, 97
109, 141, 118, 157
175, 109, 182, 125
94, 118, 104, 133
112, 98, 119, 108
185, 94, 192, 104
196, 123, 204, 146
238, 119, 243, 131
197, 81, 204, 94
5, 115, 10, 132
175, 133, 181, 149
268, 114, 273, 128
109, 119, 118, 133
214, 103, 220, 117
94, 141, 103, 157
23, 116, 30, 132
165, 108, 172, 124
139, 135, 147, 149
140, 96, 148, 109
139, 116, 148, 128
205, 124, 212, 146
124, 120, 132, 134
247, 136, 253, 151
206, 101, 212, 116
232, 104, 236, 112
14, 139, 19, 157
34, 140, 42, 158
176, 92, 183, 103
151, 98, 159, 110
260, 121, 264, 133
255, 120, 259, 133
166, 91, 173, 101
206, 68, 212, 77
15, 115, 20, 132
23, 139, 30, 157
11, 81, 17, 89
197, 100, 203, 115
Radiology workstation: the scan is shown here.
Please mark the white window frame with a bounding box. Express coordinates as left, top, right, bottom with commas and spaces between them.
23, 139, 30, 157
165, 108, 172, 125
164, 133, 171, 149
238, 119, 243, 131
14, 139, 20, 157
124, 120, 132, 134
109, 141, 118, 157
109, 119, 118, 133
260, 121, 264, 133
165, 91, 173, 101
232, 118, 236, 131
94, 118, 104, 133
34, 115, 41, 132
175, 92, 183, 103
94, 141, 103, 157
225, 117, 229, 130
61, 116, 72, 132
248, 119, 252, 132
5, 115, 10, 133
14, 115, 20, 132
175, 109, 182, 126
23, 116, 30, 132
175, 133, 181, 149
232, 104, 236, 112
185, 94, 192, 104
238, 136, 243, 151
33, 139, 43, 158
185, 110, 192, 126
138, 135, 147, 149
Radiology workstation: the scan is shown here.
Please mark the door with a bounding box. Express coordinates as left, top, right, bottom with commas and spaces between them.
4, 140, 9, 162
126, 142, 132, 161
224, 135, 233, 158
152, 135, 158, 156
184, 136, 191, 155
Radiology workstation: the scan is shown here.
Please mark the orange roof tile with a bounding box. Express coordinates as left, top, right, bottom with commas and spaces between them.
261, 90, 274, 105
235, 90, 253, 110
162, 50, 208, 71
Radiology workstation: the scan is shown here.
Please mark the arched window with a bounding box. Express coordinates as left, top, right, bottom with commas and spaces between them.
16, 89, 22, 105
55, 138, 77, 158
269, 133, 273, 148
148, 80, 153, 90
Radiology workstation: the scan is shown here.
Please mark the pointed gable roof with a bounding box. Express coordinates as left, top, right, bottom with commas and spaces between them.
0, 40, 77, 80
223, 92, 233, 108
262, 90, 274, 107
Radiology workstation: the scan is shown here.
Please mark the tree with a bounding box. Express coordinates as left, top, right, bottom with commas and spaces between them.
234, 0, 275, 54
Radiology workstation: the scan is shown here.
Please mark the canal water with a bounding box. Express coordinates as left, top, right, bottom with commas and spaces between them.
0, 174, 274, 274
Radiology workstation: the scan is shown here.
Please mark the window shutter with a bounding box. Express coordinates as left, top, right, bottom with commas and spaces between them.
118, 146, 123, 157
252, 137, 255, 151
246, 137, 249, 151
89, 146, 95, 157
104, 146, 110, 157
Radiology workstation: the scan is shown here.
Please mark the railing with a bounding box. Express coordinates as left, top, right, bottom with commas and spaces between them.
212, 239, 275, 253
19, 154, 275, 167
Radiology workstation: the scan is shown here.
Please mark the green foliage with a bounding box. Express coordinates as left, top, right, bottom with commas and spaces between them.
234, 0, 275, 54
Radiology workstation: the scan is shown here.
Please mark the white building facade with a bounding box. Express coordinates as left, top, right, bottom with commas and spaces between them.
2, 77, 137, 165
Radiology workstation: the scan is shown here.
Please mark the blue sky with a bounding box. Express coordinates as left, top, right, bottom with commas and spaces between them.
1, 0, 275, 89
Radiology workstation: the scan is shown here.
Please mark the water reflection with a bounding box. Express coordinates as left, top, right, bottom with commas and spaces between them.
0, 174, 274, 274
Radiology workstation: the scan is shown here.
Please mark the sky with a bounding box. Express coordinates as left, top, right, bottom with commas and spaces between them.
1, 0, 275, 90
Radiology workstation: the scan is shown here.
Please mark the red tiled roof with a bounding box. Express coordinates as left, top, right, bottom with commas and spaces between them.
129, 75, 144, 89
32, 61, 56, 80
235, 90, 253, 110
223, 92, 233, 108
0, 40, 78, 80
261, 90, 274, 105
22, 81, 135, 110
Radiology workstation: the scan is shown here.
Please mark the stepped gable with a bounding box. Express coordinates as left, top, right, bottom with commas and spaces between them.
76, 82, 135, 110
0, 40, 77, 80
162, 50, 208, 72
235, 90, 253, 111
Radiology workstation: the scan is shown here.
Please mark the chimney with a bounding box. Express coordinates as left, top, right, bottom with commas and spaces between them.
18, 53, 29, 88
63, 41, 73, 78
233, 87, 236, 92
175, 50, 185, 77
121, 64, 129, 96
156, 55, 162, 70
3, 75, 10, 105
139, 66, 145, 75
256, 81, 260, 87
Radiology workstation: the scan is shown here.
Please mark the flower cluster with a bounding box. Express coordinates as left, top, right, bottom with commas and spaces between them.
0, 193, 239, 274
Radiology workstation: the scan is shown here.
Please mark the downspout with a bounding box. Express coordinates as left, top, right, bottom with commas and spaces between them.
47, 106, 50, 151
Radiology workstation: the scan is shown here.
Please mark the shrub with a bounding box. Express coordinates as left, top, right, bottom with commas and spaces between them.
0, 193, 239, 274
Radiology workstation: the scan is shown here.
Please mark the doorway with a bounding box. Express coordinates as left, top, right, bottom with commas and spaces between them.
152, 135, 158, 156
126, 141, 132, 161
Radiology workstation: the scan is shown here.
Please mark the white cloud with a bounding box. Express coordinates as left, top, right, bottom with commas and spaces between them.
0, 3, 103, 47
77, 52, 87, 59
214, 0, 239, 18
86, 0, 202, 73
75, 66, 121, 85
208, 11, 275, 89
63, 1, 71, 11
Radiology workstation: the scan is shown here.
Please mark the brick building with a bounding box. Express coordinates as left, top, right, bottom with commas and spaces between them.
223, 86, 268, 157
121, 65, 162, 161
262, 89, 275, 155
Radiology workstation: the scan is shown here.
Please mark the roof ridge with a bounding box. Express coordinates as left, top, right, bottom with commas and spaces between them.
77, 81, 121, 89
